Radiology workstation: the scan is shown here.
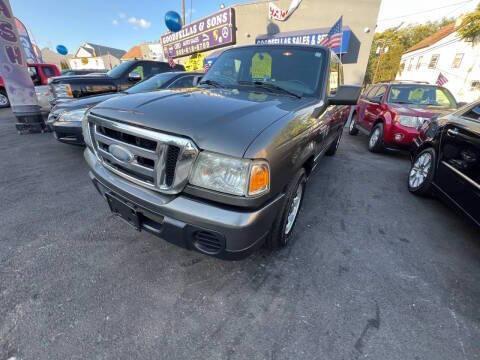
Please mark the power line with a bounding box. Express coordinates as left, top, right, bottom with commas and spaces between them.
377, 0, 474, 22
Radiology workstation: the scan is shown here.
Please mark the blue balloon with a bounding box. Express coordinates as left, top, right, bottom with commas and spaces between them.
56, 45, 68, 55
165, 11, 182, 32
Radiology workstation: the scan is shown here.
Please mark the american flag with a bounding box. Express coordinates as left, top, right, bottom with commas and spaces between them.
168, 57, 176, 68
436, 72, 448, 86
320, 16, 343, 49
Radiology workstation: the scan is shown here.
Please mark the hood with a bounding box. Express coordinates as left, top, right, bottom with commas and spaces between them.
389, 103, 454, 118
90, 88, 313, 157
54, 93, 124, 112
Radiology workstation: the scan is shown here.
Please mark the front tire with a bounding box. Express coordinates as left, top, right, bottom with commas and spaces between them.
368, 123, 384, 153
348, 113, 359, 135
0, 89, 10, 108
325, 130, 342, 156
266, 168, 306, 249
408, 148, 436, 196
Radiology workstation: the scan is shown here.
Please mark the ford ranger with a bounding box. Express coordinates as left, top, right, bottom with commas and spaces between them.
83, 45, 360, 259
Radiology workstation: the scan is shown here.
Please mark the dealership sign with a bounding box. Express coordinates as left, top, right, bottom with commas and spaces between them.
161, 8, 235, 59
269, 0, 303, 21
256, 27, 352, 54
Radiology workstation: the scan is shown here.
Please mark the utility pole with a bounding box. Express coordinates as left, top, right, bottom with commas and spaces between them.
181, 0, 186, 26
373, 41, 390, 83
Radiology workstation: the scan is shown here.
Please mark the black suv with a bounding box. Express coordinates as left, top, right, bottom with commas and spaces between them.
50, 60, 184, 104
82, 45, 360, 259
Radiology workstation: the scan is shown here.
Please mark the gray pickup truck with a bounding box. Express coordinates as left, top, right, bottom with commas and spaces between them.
82, 45, 360, 259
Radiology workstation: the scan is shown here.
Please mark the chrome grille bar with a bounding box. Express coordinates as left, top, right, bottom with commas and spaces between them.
88, 113, 199, 194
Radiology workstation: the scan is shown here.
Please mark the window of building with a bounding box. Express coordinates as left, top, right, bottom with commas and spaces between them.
416, 56, 423, 70
470, 81, 480, 91
407, 57, 415, 71
451, 53, 464, 68
428, 54, 439, 69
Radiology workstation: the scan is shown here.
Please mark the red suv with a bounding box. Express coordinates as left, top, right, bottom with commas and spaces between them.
348, 82, 458, 152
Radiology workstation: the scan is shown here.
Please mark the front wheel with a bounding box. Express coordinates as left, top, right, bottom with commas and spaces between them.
408, 148, 436, 196
368, 123, 384, 153
0, 89, 10, 108
266, 168, 306, 249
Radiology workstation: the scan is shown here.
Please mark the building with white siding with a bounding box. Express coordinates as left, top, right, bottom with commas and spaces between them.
396, 22, 480, 103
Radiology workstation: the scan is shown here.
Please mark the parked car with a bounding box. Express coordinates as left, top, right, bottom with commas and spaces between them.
349, 82, 458, 152
82, 45, 360, 259
61, 69, 108, 76
0, 63, 61, 109
49, 60, 185, 104
49, 72, 203, 145
408, 101, 480, 226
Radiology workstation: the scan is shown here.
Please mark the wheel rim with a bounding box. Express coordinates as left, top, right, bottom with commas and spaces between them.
409, 152, 433, 188
285, 183, 303, 235
0, 93, 8, 106
369, 128, 380, 148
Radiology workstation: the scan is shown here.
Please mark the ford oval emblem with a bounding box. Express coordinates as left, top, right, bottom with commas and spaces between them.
109, 144, 134, 163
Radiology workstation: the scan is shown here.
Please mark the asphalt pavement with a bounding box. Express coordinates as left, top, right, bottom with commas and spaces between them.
0, 108, 479, 360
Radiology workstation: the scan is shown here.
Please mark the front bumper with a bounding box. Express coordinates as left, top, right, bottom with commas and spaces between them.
52, 120, 85, 145
84, 149, 284, 260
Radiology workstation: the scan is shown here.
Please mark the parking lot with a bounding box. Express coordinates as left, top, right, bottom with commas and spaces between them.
0, 107, 479, 359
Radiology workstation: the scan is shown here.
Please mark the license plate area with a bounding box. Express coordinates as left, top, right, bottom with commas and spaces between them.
106, 193, 140, 230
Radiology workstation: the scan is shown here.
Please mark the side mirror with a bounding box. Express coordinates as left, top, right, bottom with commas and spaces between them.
192, 76, 202, 86
328, 85, 361, 106
128, 72, 141, 82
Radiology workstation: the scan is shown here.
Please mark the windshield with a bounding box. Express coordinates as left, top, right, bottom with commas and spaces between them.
126, 73, 177, 94
106, 61, 134, 78
388, 85, 457, 108
200, 46, 326, 97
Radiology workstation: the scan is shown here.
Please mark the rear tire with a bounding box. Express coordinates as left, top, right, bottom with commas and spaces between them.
266, 168, 306, 250
368, 123, 384, 153
348, 113, 359, 135
0, 89, 10, 108
408, 148, 436, 196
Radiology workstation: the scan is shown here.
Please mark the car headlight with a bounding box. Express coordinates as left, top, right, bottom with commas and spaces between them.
53, 83, 73, 98
81, 111, 94, 149
58, 108, 87, 122
397, 115, 429, 128
189, 152, 270, 197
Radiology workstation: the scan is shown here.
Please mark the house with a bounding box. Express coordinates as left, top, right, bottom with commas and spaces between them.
396, 21, 480, 103
69, 43, 126, 70
41, 47, 72, 70
122, 42, 166, 62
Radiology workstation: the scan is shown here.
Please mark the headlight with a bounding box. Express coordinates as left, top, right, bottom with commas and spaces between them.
53, 84, 73, 98
397, 115, 429, 128
81, 111, 94, 149
189, 152, 270, 197
58, 108, 87, 122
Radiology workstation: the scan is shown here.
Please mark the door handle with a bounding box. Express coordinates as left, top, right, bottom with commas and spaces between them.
447, 128, 459, 137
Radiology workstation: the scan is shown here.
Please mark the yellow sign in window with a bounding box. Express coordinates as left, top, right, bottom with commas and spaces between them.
251, 53, 272, 80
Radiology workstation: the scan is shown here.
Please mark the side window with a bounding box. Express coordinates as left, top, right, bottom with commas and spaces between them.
329, 58, 340, 95
374, 86, 386, 101
130, 65, 145, 79
42, 66, 56, 78
462, 104, 480, 122
364, 86, 378, 100
169, 76, 195, 88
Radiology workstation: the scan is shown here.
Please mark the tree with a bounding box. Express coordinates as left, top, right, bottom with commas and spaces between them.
364, 18, 454, 85
458, 3, 480, 42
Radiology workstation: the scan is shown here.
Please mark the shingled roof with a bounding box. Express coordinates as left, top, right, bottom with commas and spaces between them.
405, 23, 456, 54
82, 43, 126, 59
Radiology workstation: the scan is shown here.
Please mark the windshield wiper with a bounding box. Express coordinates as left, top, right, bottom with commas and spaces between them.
238, 81, 301, 99
199, 79, 223, 88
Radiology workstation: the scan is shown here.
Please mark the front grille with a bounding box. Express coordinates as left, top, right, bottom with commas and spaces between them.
88, 113, 198, 194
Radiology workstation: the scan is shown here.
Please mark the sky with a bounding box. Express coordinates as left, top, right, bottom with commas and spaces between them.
10, 0, 480, 54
